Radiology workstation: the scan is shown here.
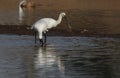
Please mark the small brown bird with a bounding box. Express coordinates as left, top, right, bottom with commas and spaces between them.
81, 29, 88, 33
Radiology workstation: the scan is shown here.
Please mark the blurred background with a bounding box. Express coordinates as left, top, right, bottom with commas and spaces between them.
0, 0, 120, 36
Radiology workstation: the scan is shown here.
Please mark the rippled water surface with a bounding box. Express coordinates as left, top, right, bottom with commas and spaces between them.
0, 35, 120, 78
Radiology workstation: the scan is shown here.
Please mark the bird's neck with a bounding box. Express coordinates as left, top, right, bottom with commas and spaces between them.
57, 14, 63, 25
19, 6, 23, 15
19, 3, 25, 21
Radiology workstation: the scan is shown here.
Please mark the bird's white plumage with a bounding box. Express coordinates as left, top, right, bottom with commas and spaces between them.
19, 0, 26, 6
19, 0, 26, 23
31, 12, 66, 39
35, 18, 57, 30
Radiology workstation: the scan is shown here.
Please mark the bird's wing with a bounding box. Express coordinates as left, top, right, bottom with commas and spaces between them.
40, 18, 57, 28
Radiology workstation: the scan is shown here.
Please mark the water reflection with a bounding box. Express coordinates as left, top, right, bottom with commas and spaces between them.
34, 46, 66, 78
33, 37, 120, 78
0, 35, 120, 78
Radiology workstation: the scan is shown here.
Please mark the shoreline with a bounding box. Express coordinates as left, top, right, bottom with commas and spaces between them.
0, 25, 119, 38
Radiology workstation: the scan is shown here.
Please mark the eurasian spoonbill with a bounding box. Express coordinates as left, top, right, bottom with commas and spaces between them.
31, 12, 71, 46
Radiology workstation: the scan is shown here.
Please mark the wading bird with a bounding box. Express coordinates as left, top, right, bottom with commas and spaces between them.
31, 12, 71, 46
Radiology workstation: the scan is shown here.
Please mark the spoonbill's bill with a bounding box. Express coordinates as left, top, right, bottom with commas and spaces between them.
31, 12, 71, 46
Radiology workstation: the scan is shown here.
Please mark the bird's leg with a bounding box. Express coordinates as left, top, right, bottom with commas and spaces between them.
39, 39, 44, 47
34, 31, 37, 44
38, 32, 44, 47
43, 32, 47, 45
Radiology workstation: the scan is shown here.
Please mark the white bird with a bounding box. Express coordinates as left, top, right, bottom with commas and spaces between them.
31, 12, 71, 46
19, 0, 35, 8
19, 0, 26, 6
19, 0, 35, 24
19, 0, 27, 24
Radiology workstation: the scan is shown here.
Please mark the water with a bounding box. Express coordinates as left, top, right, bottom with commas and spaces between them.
0, 35, 120, 78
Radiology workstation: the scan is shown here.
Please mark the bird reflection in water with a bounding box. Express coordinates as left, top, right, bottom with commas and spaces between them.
34, 47, 66, 77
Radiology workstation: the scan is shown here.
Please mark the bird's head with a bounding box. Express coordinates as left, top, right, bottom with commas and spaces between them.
60, 12, 72, 31
20, 0, 27, 7
20, 0, 27, 3
60, 12, 66, 17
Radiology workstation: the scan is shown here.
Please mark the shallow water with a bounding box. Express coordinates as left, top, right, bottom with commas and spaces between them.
0, 35, 120, 78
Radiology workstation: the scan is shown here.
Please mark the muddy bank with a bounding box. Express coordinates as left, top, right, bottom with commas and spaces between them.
0, 25, 119, 37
